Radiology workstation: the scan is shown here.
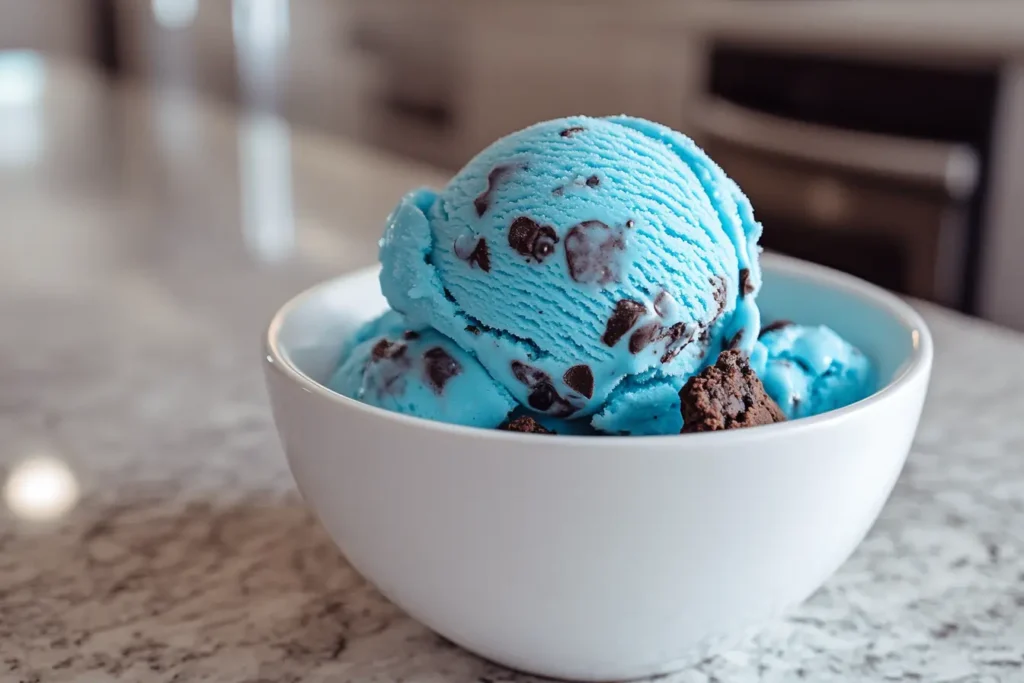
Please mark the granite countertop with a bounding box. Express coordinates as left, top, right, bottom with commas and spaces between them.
2, 62, 1023, 683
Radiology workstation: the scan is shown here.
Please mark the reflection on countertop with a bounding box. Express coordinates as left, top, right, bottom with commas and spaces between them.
2, 59, 1024, 682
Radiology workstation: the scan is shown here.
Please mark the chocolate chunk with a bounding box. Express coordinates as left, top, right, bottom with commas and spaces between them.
500, 416, 553, 434
455, 236, 491, 272
403, 330, 420, 340
759, 320, 793, 338
423, 347, 461, 393
629, 322, 661, 354
680, 350, 786, 433
660, 322, 691, 363
565, 220, 627, 284
711, 276, 728, 317
508, 217, 558, 262
626, 219, 635, 229
528, 383, 558, 412
739, 268, 754, 298
474, 164, 520, 216
371, 339, 407, 362
465, 325, 481, 335
602, 299, 646, 347
510, 360, 580, 417
585, 175, 600, 187
563, 364, 595, 399
560, 126, 585, 137
511, 360, 548, 386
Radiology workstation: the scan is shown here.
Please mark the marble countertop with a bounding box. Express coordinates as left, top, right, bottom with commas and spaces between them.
2, 62, 1023, 683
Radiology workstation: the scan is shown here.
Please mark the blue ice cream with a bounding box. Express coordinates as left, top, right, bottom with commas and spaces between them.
752, 322, 875, 420
328, 311, 517, 429
379, 116, 762, 421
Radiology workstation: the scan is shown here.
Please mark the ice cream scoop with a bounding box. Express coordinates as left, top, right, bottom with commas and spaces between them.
328, 312, 517, 429
753, 322, 875, 419
379, 115, 763, 420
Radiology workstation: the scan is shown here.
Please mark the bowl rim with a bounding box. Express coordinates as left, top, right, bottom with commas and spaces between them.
264, 253, 933, 445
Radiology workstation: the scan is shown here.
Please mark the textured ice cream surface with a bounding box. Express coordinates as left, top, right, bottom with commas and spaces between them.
327, 312, 517, 429
753, 322, 875, 420
379, 115, 763, 420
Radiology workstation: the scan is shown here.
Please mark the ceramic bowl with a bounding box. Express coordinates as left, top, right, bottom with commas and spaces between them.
263, 254, 932, 681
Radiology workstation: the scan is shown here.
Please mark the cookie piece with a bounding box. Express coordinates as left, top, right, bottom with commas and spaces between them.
500, 416, 554, 434
680, 350, 786, 433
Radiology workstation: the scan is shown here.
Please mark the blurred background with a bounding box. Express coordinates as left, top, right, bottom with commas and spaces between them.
2, 0, 1024, 326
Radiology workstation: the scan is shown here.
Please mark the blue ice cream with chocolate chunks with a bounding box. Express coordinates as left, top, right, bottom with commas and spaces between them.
328, 311, 517, 429
378, 115, 762, 421
329, 115, 877, 433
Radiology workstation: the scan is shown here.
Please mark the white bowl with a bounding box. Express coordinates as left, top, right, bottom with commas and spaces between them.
263, 254, 932, 681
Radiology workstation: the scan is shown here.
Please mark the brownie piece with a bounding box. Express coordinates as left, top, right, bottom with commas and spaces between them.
680, 350, 786, 433
500, 416, 554, 434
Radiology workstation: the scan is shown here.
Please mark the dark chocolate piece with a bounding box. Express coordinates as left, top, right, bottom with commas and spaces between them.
403, 330, 420, 340
659, 322, 691, 363
759, 320, 794, 338
725, 329, 744, 350
508, 217, 558, 262
510, 360, 580, 417
443, 288, 456, 302
560, 126, 585, 137
679, 350, 786, 433
455, 236, 491, 272
739, 268, 754, 297
423, 347, 461, 393
585, 175, 600, 187
629, 322, 661, 354
500, 416, 553, 434
465, 325, 481, 335
565, 220, 627, 285
711, 276, 728, 317
474, 164, 518, 216
626, 219, 635, 229
371, 339, 407, 362
563, 364, 595, 399
602, 299, 646, 347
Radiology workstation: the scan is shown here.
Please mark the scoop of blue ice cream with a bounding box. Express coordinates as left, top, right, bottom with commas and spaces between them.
328, 312, 517, 429
752, 322, 875, 419
379, 116, 763, 420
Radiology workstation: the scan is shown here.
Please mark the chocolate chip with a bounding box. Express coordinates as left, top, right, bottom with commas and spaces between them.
725, 329, 744, 350
585, 175, 600, 187
403, 330, 420, 340
565, 220, 627, 284
602, 299, 646, 347
510, 360, 580, 417
465, 325, 481, 335
528, 383, 558, 411
560, 126, 585, 137
511, 360, 548, 386
371, 339, 407, 362
508, 217, 558, 262
739, 268, 754, 297
712, 276, 728, 317
626, 219, 635, 229
562, 364, 594, 399
423, 347, 461, 393
474, 164, 518, 216
759, 320, 793, 338
660, 323, 691, 363
443, 288, 456, 302
629, 322, 661, 354
455, 236, 491, 272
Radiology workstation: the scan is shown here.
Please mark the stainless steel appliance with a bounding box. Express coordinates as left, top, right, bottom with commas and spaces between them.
693, 46, 998, 312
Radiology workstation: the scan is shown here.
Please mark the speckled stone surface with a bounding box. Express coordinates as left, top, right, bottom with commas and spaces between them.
2, 65, 1024, 683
